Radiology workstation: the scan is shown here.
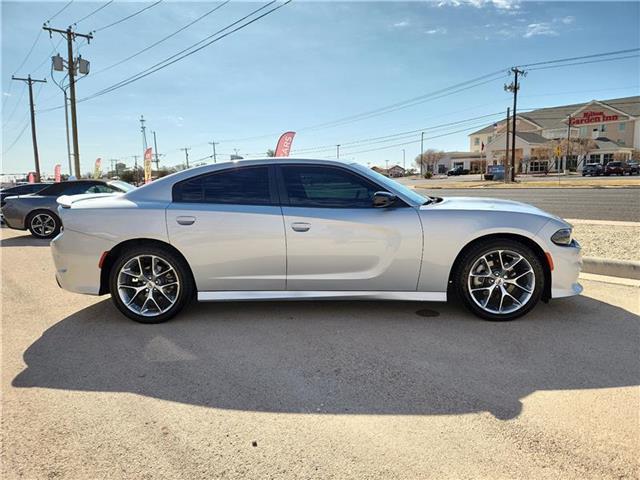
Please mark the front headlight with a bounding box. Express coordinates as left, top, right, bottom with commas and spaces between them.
551, 228, 572, 246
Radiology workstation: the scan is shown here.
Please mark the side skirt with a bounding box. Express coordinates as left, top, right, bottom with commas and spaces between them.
197, 291, 447, 302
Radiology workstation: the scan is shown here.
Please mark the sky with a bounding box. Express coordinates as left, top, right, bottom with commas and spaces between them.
1, 0, 639, 176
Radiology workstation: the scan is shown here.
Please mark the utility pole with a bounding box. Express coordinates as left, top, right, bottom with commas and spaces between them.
565, 115, 572, 173
420, 132, 425, 176
133, 155, 140, 186
336, 144, 340, 159
181, 147, 191, 168
152, 131, 161, 170
109, 158, 115, 177
140, 115, 148, 151
209, 141, 219, 163
11, 75, 46, 182
43, 25, 92, 178
402, 148, 406, 170
504, 67, 525, 182
505, 107, 510, 183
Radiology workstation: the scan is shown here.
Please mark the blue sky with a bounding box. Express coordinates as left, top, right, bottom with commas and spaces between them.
2, 0, 639, 175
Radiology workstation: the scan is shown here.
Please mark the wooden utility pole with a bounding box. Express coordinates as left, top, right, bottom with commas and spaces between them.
180, 147, 191, 168
11, 75, 47, 181
152, 131, 161, 170
43, 25, 93, 178
504, 67, 525, 182
336, 144, 340, 159
420, 132, 424, 176
505, 107, 510, 183
208, 141, 219, 163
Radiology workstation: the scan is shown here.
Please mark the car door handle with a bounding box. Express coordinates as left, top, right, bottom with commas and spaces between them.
291, 222, 311, 232
176, 216, 196, 226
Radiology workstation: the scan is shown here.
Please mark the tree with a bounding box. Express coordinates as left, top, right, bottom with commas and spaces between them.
415, 149, 444, 174
266, 149, 275, 157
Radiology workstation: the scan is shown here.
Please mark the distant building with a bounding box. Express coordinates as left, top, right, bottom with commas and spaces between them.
468, 96, 638, 172
387, 164, 406, 177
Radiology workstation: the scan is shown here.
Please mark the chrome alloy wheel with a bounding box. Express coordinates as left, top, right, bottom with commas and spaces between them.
30, 213, 56, 237
117, 255, 181, 317
467, 249, 535, 315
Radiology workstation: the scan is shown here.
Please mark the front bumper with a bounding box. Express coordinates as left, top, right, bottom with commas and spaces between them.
550, 239, 583, 298
51, 229, 115, 295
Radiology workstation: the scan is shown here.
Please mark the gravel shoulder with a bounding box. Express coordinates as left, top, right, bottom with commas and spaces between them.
573, 223, 640, 261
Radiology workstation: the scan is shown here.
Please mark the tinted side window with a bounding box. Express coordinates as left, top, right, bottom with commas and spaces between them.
281, 166, 379, 208
173, 167, 272, 205
87, 184, 118, 194
38, 183, 67, 196
61, 183, 99, 195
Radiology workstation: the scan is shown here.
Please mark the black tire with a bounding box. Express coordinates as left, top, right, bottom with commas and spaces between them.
26, 209, 61, 239
108, 245, 194, 324
453, 238, 545, 321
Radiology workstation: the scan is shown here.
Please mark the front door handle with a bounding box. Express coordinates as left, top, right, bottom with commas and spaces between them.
176, 216, 196, 226
291, 222, 311, 232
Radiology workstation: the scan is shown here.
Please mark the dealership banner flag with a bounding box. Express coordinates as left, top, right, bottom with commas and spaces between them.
93, 158, 102, 179
275, 131, 296, 157
54, 164, 61, 182
27, 172, 35, 183
144, 147, 153, 184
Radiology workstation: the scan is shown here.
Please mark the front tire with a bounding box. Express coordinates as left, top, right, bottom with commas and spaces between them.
27, 210, 61, 239
454, 239, 544, 321
109, 245, 194, 323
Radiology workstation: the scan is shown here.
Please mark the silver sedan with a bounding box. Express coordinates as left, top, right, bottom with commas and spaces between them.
51, 159, 582, 323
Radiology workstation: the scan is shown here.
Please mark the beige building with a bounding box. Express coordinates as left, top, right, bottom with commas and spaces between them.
468, 96, 639, 172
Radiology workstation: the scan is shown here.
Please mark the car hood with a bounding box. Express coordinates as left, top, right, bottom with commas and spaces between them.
423, 196, 564, 222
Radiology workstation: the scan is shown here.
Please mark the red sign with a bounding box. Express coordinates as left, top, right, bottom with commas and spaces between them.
275, 131, 296, 157
27, 172, 35, 183
54, 164, 61, 182
569, 111, 619, 126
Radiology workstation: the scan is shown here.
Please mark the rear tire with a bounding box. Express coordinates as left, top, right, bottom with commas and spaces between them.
454, 238, 545, 321
109, 245, 194, 324
27, 210, 61, 239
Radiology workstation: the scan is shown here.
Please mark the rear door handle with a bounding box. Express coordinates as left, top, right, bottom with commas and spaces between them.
176, 216, 196, 226
291, 222, 311, 232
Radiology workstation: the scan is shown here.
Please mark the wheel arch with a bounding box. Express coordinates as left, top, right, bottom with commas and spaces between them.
447, 233, 552, 302
99, 238, 196, 296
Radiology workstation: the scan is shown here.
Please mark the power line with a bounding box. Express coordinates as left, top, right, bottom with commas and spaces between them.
3, 82, 27, 123
93, 0, 163, 32
12, 30, 43, 75
84, 0, 230, 80
71, 0, 114, 26
518, 48, 640, 68
2, 83, 46, 156
527, 54, 639, 72
76, 0, 291, 103
45, 0, 74, 24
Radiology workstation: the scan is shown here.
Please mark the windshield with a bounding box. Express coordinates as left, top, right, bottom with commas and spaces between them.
351, 163, 431, 205
108, 180, 136, 192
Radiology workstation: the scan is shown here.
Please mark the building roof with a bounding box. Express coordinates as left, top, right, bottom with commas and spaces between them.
515, 132, 548, 144
443, 151, 483, 159
469, 96, 640, 135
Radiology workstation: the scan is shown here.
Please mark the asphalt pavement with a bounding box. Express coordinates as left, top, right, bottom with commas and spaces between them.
2, 228, 639, 479
417, 187, 640, 222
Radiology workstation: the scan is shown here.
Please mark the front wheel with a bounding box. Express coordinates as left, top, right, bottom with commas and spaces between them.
109, 245, 194, 323
27, 210, 61, 239
454, 239, 544, 321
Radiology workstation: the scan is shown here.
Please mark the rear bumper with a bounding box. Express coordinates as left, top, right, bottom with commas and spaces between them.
51, 229, 115, 295
1, 207, 26, 230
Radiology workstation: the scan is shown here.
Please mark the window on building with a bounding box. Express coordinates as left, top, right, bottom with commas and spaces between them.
474, 137, 480, 145
600, 124, 607, 132
602, 153, 614, 164
619, 122, 626, 131
579, 127, 587, 137
589, 154, 601, 162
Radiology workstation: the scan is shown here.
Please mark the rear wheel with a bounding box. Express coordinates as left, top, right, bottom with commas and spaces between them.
27, 210, 61, 239
454, 239, 544, 321
109, 245, 194, 323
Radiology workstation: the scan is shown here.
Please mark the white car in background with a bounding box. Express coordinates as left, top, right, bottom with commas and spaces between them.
51, 158, 582, 323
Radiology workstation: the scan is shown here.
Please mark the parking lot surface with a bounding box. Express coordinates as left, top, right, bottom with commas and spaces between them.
2, 228, 639, 479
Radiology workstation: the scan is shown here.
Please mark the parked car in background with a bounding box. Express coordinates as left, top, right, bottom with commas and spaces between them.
51, 159, 581, 324
0, 183, 49, 207
603, 161, 632, 176
2, 180, 134, 238
581, 163, 603, 177
627, 162, 639, 175
447, 166, 470, 176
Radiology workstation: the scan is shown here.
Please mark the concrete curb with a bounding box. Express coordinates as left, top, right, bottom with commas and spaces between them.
582, 257, 640, 280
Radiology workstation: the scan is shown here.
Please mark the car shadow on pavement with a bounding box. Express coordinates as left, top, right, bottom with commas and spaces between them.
12, 295, 640, 420
0, 235, 49, 247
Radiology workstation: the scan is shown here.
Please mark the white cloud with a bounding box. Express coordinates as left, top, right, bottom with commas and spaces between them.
437, 0, 520, 9
2, 92, 11, 97
524, 23, 559, 38
425, 27, 448, 35
392, 20, 410, 28
560, 15, 575, 24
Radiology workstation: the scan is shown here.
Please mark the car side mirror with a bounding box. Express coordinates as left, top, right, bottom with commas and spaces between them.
372, 191, 397, 208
